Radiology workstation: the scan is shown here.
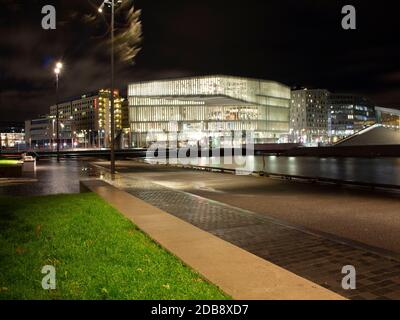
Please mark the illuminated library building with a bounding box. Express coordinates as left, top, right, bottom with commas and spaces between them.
128, 75, 291, 148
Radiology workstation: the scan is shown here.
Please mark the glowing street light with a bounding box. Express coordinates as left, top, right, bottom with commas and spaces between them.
97, 0, 123, 174
54, 61, 63, 162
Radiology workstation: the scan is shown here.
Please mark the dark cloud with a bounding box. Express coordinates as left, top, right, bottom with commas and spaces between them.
1, 0, 400, 122
0, 0, 144, 121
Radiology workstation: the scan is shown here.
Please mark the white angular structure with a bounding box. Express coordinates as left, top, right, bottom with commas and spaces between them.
128, 75, 291, 147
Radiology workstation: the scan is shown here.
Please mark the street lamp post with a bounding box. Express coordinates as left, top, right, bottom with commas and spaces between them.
54, 62, 63, 162
99, 0, 121, 174
110, 0, 116, 174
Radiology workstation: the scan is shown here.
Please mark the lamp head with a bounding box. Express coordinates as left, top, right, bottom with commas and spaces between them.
98, 2, 105, 13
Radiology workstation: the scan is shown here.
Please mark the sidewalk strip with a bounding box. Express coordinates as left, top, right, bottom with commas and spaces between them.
81, 179, 344, 300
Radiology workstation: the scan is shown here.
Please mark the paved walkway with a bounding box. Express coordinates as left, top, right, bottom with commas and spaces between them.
81, 179, 343, 300
94, 161, 400, 300
99, 161, 400, 253
0, 158, 97, 196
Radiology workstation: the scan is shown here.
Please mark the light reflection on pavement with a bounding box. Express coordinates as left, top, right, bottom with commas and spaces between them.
0, 158, 100, 197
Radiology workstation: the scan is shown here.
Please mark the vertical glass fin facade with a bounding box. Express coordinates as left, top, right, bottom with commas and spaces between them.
128, 75, 291, 147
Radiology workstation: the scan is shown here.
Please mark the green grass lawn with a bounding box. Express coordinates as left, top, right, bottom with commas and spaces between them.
0, 193, 230, 300
0, 160, 21, 166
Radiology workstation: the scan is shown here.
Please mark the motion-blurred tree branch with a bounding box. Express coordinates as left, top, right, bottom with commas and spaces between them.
113, 3, 143, 64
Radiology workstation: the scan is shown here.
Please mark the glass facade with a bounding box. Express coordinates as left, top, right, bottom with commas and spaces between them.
328, 94, 376, 142
128, 75, 291, 147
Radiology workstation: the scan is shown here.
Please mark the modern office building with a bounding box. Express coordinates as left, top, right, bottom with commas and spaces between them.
25, 116, 73, 149
128, 75, 291, 148
328, 94, 376, 143
0, 122, 25, 149
290, 89, 330, 145
375, 107, 400, 129
49, 101, 73, 122
25, 117, 53, 148
49, 89, 129, 148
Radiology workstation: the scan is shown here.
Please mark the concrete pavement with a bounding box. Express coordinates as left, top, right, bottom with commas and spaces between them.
95, 160, 400, 254
92, 160, 400, 299
0, 158, 99, 196
81, 179, 344, 300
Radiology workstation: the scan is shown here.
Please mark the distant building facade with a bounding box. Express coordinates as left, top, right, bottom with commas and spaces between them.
49, 89, 129, 148
25, 115, 74, 149
128, 75, 291, 148
0, 122, 25, 149
25, 117, 53, 148
328, 94, 376, 142
290, 89, 330, 145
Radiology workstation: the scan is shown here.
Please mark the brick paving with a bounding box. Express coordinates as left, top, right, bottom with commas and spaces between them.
107, 174, 400, 300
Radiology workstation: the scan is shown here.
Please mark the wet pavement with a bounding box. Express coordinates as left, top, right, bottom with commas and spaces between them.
2, 159, 400, 299
95, 160, 400, 254
0, 158, 98, 197
94, 160, 400, 300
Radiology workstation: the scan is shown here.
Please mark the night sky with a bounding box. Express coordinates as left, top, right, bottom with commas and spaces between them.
1, 0, 400, 122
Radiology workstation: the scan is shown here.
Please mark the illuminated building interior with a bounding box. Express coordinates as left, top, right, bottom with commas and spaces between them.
0, 132, 25, 148
128, 75, 291, 147
0, 122, 25, 149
